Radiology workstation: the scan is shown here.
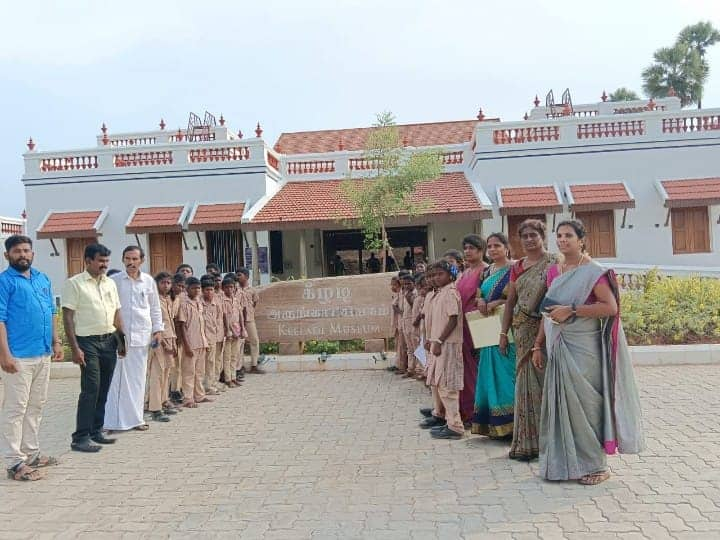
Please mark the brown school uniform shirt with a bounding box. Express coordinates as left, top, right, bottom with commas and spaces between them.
201, 296, 221, 345
411, 294, 425, 338
238, 285, 259, 323
159, 295, 179, 340
422, 290, 436, 342
429, 283, 462, 344
401, 290, 417, 335
212, 295, 225, 344
177, 296, 208, 350
391, 292, 402, 332
222, 294, 242, 338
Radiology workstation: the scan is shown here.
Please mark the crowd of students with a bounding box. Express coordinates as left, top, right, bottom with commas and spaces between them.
388, 219, 645, 485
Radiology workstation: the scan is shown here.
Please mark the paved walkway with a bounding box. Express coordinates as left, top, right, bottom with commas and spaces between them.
1, 366, 719, 539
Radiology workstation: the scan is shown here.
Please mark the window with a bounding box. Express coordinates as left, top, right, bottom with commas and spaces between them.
270, 231, 284, 274
507, 214, 545, 259
671, 206, 711, 254
576, 210, 616, 258
206, 230, 243, 273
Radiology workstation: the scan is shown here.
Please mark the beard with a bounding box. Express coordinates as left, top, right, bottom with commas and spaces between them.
9, 258, 31, 272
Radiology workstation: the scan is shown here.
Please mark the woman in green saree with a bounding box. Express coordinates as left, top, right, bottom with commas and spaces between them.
500, 219, 556, 461
472, 233, 515, 438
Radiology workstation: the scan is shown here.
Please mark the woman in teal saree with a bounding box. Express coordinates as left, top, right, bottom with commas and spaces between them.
472, 233, 516, 438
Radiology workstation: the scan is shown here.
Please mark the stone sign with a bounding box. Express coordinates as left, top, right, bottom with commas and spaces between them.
255, 273, 394, 342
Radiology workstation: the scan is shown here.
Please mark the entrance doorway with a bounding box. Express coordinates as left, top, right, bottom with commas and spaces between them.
149, 232, 183, 274
323, 226, 428, 275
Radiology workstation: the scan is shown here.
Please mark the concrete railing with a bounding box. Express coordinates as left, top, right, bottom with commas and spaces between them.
603, 263, 720, 291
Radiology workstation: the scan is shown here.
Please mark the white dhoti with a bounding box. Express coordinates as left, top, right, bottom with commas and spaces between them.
104, 346, 149, 431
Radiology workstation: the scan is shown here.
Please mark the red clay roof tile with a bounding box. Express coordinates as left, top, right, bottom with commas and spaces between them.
567, 183, 635, 211
188, 203, 246, 231
662, 178, 720, 207
37, 210, 102, 239
248, 172, 490, 229
499, 186, 563, 215
274, 120, 478, 155
126, 206, 185, 233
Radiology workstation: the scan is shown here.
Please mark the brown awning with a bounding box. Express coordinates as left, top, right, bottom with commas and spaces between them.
660, 178, 720, 208
125, 205, 188, 234
566, 183, 635, 212
36, 209, 106, 239
187, 202, 246, 231
498, 185, 563, 216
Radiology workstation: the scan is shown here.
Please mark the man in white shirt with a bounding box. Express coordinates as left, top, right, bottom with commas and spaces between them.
104, 246, 163, 431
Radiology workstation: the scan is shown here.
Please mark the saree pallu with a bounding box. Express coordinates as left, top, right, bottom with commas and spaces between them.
540, 262, 645, 481
472, 267, 516, 438
508, 253, 555, 460
457, 266, 484, 423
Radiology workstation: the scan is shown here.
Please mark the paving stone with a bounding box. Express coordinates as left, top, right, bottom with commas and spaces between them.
0, 366, 719, 539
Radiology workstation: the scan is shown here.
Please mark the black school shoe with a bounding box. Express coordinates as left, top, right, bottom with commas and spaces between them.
71, 439, 102, 452
430, 426, 463, 440
419, 416, 446, 429
419, 407, 432, 418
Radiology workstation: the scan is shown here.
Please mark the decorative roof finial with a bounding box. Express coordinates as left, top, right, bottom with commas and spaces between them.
26, 137, 35, 151
477, 108, 485, 121
601, 90, 608, 102
21, 209, 27, 220
237, 130, 243, 139
338, 135, 344, 151
533, 94, 540, 107
255, 122, 263, 138
668, 85, 676, 97
523, 112, 529, 121
219, 114, 225, 126
176, 128, 183, 142
100, 123, 107, 135
159, 118, 166, 130
648, 97, 656, 110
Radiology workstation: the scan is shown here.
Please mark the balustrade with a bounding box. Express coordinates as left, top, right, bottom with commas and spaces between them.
493, 126, 560, 144
662, 115, 720, 134
267, 152, 280, 171
287, 160, 336, 174
40, 155, 99, 172
114, 151, 173, 167
442, 151, 464, 165
576, 120, 645, 139
107, 136, 157, 147
188, 147, 250, 163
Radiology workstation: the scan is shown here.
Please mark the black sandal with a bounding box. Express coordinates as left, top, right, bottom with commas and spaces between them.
26, 455, 58, 468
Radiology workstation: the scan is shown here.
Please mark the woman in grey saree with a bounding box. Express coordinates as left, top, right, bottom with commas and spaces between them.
536, 220, 644, 485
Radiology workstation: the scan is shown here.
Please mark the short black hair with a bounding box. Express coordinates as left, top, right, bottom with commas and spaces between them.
206, 263, 221, 274
201, 278, 215, 289
222, 276, 236, 287
84, 243, 111, 261
414, 272, 425, 284
155, 271, 172, 283
400, 273, 414, 282
185, 276, 201, 287
236, 267, 250, 277
106, 269, 121, 277
172, 273, 186, 284
122, 245, 145, 259
4, 234, 32, 252
175, 263, 193, 274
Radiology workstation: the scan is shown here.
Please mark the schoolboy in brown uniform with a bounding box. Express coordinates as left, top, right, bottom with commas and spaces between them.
148, 272, 179, 421
169, 273, 186, 402
177, 277, 211, 407
200, 278, 221, 396
400, 274, 418, 378
221, 275, 243, 387
212, 276, 226, 391
236, 268, 261, 374
410, 273, 426, 380
426, 261, 464, 439
390, 276, 407, 374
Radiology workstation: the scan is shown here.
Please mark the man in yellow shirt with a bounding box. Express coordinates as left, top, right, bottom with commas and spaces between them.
61, 244, 124, 453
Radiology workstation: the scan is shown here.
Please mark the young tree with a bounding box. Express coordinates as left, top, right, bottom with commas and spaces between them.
341, 112, 443, 272
609, 87, 640, 102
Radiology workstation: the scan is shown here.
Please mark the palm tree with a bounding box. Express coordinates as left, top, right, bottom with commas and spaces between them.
677, 21, 720, 108
609, 87, 640, 102
642, 42, 706, 107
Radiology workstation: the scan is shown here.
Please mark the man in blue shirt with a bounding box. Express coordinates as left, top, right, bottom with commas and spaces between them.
0, 235, 63, 481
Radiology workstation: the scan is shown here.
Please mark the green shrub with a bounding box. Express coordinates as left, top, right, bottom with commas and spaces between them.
260, 342, 279, 354
303, 340, 341, 354
622, 275, 720, 345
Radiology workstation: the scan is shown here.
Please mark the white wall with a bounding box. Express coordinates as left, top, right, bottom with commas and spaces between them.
471, 140, 720, 267
25, 170, 269, 294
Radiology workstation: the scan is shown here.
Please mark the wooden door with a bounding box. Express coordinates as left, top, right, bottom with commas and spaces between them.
149, 233, 184, 274
66, 237, 96, 277
576, 210, 616, 258
671, 207, 710, 254
507, 214, 545, 259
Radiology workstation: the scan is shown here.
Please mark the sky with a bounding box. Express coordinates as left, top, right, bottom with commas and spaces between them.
2, 0, 720, 217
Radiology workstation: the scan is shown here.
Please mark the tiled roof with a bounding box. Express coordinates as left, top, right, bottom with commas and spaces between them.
567, 183, 635, 211
661, 178, 720, 207
188, 202, 246, 231
37, 210, 103, 239
126, 206, 186, 233
274, 120, 478, 155
498, 185, 563, 216
247, 172, 491, 230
